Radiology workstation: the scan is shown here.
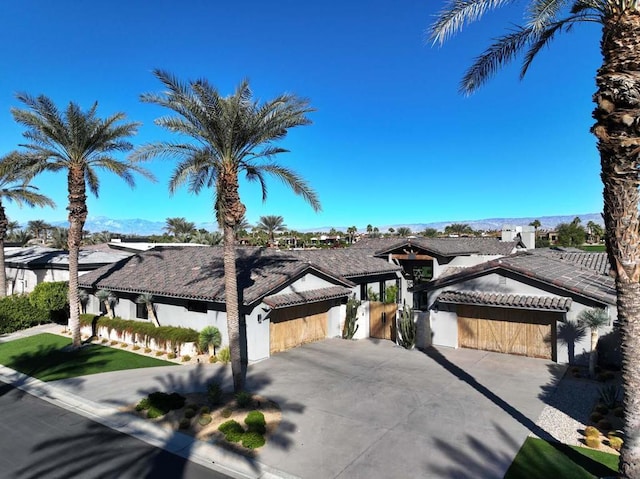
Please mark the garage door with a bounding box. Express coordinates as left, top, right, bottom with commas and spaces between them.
269, 302, 329, 354
457, 305, 557, 360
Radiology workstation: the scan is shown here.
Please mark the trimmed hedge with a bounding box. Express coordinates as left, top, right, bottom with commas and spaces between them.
79, 314, 198, 348
0, 295, 50, 334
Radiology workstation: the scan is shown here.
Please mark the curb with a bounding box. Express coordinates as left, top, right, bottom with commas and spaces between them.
0, 366, 299, 479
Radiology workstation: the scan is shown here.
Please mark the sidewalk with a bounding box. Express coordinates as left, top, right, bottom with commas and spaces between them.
0, 325, 296, 479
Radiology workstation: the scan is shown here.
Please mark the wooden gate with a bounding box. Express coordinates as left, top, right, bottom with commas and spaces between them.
369, 301, 398, 341
457, 305, 556, 360
269, 303, 329, 354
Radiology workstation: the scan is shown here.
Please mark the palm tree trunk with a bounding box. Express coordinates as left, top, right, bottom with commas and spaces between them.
589, 329, 598, 379
593, 11, 640, 477
0, 204, 8, 297
147, 304, 160, 327
67, 166, 88, 348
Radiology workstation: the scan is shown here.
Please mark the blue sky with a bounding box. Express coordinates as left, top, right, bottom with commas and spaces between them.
0, 0, 603, 231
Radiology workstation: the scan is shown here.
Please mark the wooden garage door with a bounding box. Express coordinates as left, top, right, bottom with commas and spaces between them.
269, 302, 329, 354
457, 305, 557, 360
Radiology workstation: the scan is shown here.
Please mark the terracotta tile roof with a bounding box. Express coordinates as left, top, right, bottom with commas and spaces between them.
281, 249, 401, 279
371, 237, 519, 257
78, 246, 352, 306
4, 246, 131, 270
414, 252, 616, 305
263, 286, 352, 309
436, 290, 572, 311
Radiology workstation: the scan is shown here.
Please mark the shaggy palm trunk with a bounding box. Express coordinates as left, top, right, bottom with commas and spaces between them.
589, 329, 599, 379
0, 204, 8, 297
219, 169, 247, 392
147, 304, 160, 327
67, 166, 87, 348
592, 11, 640, 477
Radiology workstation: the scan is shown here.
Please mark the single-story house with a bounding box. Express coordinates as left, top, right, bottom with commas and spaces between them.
410, 249, 617, 364
78, 246, 356, 362
4, 246, 132, 295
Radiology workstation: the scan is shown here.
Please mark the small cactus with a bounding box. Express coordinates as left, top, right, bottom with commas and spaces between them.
342, 298, 361, 340
397, 305, 416, 349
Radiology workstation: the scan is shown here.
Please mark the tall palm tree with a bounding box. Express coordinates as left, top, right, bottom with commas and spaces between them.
27, 219, 50, 243
164, 217, 196, 237
49, 227, 69, 250
11, 230, 32, 246
136, 293, 160, 327
7, 220, 20, 237
133, 70, 320, 392
529, 219, 541, 239
347, 225, 357, 244
577, 308, 610, 379
0, 154, 54, 296
233, 215, 252, 240
256, 215, 287, 244
396, 226, 412, 237
10, 94, 154, 348
431, 2, 640, 474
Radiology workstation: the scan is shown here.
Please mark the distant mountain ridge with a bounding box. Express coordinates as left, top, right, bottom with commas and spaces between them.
45, 213, 603, 236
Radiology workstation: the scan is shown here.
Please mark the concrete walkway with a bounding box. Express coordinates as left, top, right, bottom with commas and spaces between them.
0, 325, 566, 478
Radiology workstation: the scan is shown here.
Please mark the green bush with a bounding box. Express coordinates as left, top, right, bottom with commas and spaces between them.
585, 436, 601, 449
184, 408, 196, 419
241, 431, 266, 449
0, 295, 50, 334
181, 355, 191, 362
609, 436, 623, 451
29, 281, 68, 313
584, 426, 600, 438
614, 406, 625, 418
155, 351, 164, 356
147, 406, 164, 419
179, 418, 191, 429
144, 347, 152, 353
198, 326, 222, 355
167, 352, 177, 360
198, 413, 212, 426
221, 408, 232, 418
200, 406, 210, 414
209, 355, 218, 363
143, 391, 186, 417
207, 381, 223, 406
218, 420, 244, 442
245, 410, 266, 434
218, 346, 231, 364
132, 345, 140, 351
235, 391, 253, 408
135, 398, 151, 411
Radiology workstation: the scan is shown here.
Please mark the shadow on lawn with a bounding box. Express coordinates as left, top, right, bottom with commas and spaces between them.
13, 362, 304, 478
421, 347, 615, 477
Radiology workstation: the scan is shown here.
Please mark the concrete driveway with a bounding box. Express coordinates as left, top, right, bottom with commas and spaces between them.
245, 338, 565, 479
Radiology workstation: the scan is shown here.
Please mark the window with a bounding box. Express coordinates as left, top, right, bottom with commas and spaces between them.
187, 300, 208, 314
136, 302, 148, 320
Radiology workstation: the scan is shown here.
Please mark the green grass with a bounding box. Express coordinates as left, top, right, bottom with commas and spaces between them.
0, 333, 176, 381
579, 245, 606, 252
504, 437, 618, 479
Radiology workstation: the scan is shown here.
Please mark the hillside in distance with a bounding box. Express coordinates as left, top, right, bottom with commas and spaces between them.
45, 213, 603, 236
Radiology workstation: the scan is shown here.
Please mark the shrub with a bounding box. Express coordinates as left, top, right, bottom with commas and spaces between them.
585, 436, 601, 449
200, 406, 210, 414
179, 418, 191, 429
397, 305, 416, 349
221, 408, 232, 418
0, 295, 50, 334
245, 410, 266, 434
207, 382, 223, 406
218, 346, 231, 364
199, 326, 222, 355
182, 355, 191, 362
584, 426, 600, 438
132, 345, 140, 351
235, 391, 253, 408
218, 420, 244, 442
110, 340, 118, 346
605, 371, 616, 380
597, 419, 613, 431
144, 347, 152, 353
101, 338, 108, 343
135, 398, 151, 411
144, 391, 186, 416
198, 414, 212, 426
613, 407, 625, 418
607, 430, 623, 440
209, 355, 218, 363
383, 284, 398, 304
597, 373, 608, 382
609, 436, 623, 451
184, 408, 196, 419
599, 385, 621, 409
155, 351, 165, 357
167, 352, 177, 360
147, 406, 164, 419
241, 431, 266, 449
29, 281, 69, 315
342, 297, 361, 339
590, 412, 603, 423
120, 343, 128, 348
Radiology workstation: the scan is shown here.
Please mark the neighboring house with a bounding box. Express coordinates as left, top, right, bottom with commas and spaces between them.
411, 249, 617, 364
4, 246, 132, 295
78, 246, 355, 362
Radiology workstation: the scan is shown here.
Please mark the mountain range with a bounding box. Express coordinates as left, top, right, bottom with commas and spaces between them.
45, 213, 603, 236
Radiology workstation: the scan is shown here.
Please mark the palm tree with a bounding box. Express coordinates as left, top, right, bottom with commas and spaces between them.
190, 230, 223, 246
431, 2, 640, 473
256, 215, 287, 244
396, 226, 412, 237
0, 154, 54, 296
577, 308, 610, 379
7, 220, 20, 236
233, 215, 252, 240
529, 219, 541, 239
96, 289, 117, 318
444, 223, 474, 236
27, 219, 51, 243
133, 70, 320, 392
199, 325, 222, 356
11, 230, 32, 246
10, 93, 153, 348
49, 227, 69, 250
136, 293, 160, 327
347, 226, 357, 244
164, 217, 196, 238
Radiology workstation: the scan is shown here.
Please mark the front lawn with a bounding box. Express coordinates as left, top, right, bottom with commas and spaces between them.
0, 333, 176, 381
504, 437, 618, 479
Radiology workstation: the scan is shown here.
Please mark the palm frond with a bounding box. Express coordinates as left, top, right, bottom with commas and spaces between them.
527, 0, 569, 32
258, 164, 321, 212
430, 0, 515, 44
